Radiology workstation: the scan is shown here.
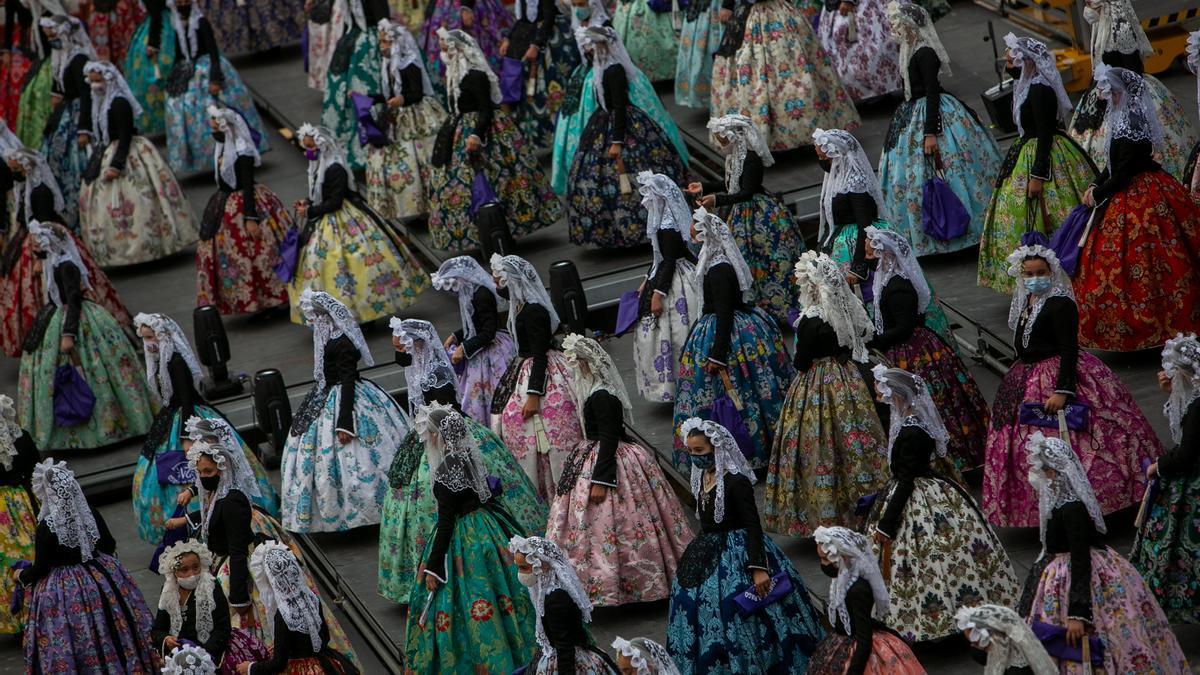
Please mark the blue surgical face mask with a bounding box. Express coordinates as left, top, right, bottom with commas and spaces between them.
574, 6, 591, 19
689, 454, 715, 469
304, 148, 319, 161
1024, 276, 1052, 295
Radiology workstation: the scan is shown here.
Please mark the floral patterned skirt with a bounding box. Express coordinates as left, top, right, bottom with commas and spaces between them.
454, 332, 517, 427
613, 0, 679, 82
198, 0, 305, 55
672, 308, 794, 469
495, 352, 584, 501
24, 553, 157, 673
725, 192, 806, 325
196, 186, 292, 315
548, 440, 694, 607
83, 0, 147, 65
879, 95, 1003, 256
166, 55, 271, 175
866, 476, 1018, 642
79, 136, 199, 266
807, 631, 924, 674
41, 98, 87, 227
321, 28, 381, 171
667, 529, 825, 673
710, 0, 859, 151
568, 106, 687, 249
15, 58, 52, 149
307, 0, 348, 90
123, 11, 177, 136
983, 353, 1162, 528
1025, 548, 1189, 674
18, 302, 155, 451
763, 355, 889, 537
1130, 463, 1200, 625
287, 199, 429, 324
364, 98, 446, 221
816, 0, 900, 101
1074, 170, 1200, 352
0, 485, 36, 635
0, 45, 33, 125
633, 261, 702, 403
282, 379, 410, 532
508, 15, 581, 148
402, 507, 535, 674
675, 0, 723, 108
419, 0, 512, 83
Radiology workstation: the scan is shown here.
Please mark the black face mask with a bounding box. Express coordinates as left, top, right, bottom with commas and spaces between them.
820, 562, 839, 578
818, 158, 832, 173
178, 5, 192, 17
199, 474, 221, 491
1005, 66, 1021, 80
862, 257, 879, 272
48, 38, 63, 49
496, 286, 510, 301
211, 131, 225, 142
34, 251, 48, 260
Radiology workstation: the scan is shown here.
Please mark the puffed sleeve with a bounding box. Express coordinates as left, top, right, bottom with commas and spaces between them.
866, 279, 919, 351
234, 155, 258, 221
1061, 501, 1094, 622
523, 305, 552, 396
220, 492, 255, 607
461, 287, 499, 358
727, 474, 768, 571
58, 263, 84, 339
1028, 84, 1057, 181
588, 391, 621, 488
1158, 398, 1199, 479
705, 264, 738, 366
875, 426, 931, 539
602, 65, 629, 144
306, 164, 349, 221
1047, 297, 1078, 397
912, 47, 942, 135
166, 352, 198, 422
714, 151, 764, 207
106, 97, 135, 171
542, 589, 582, 673
332, 340, 361, 436
199, 18, 225, 85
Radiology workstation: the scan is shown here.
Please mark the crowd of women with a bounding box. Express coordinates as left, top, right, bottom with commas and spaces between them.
2, 0, 1200, 671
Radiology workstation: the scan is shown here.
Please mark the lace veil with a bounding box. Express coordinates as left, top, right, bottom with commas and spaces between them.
886, 1, 950, 99
679, 417, 755, 524
813, 526, 890, 634
508, 535, 593, 653
438, 28, 501, 112
490, 254, 560, 346
27, 219, 91, 307
1026, 431, 1107, 552
812, 128, 887, 246
562, 333, 632, 427
1094, 63, 1164, 166
637, 171, 693, 279
389, 317, 456, 413
793, 250, 872, 362
134, 312, 203, 406
83, 60, 143, 146
250, 542, 324, 652
6, 148, 66, 221
156, 540, 217, 646
1003, 33, 1073, 137
32, 458, 100, 561
208, 104, 260, 189
0, 396, 17, 472
865, 226, 931, 335
692, 206, 752, 302
1162, 333, 1200, 445
707, 114, 775, 193
611, 636, 681, 675
299, 289, 373, 389
955, 604, 1059, 675
161, 645, 217, 675
379, 20, 434, 99
576, 26, 638, 111
1084, 0, 1151, 64
872, 364, 950, 461
185, 417, 263, 539
431, 255, 501, 341
1005, 244, 1074, 349
297, 123, 356, 203
166, 0, 204, 62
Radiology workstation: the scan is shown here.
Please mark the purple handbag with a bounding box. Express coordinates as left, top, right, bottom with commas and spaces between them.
711, 396, 755, 459
1048, 204, 1093, 276
1018, 401, 1090, 432
487, 474, 503, 498
725, 572, 794, 617
614, 290, 640, 336
646, 0, 673, 12
9, 560, 30, 616
53, 364, 95, 427
148, 505, 190, 573
921, 158, 970, 241
469, 171, 501, 218
854, 492, 878, 517
1020, 230, 1050, 247
155, 450, 197, 486
350, 92, 389, 148
499, 57, 525, 104
1030, 621, 1104, 664
273, 227, 300, 283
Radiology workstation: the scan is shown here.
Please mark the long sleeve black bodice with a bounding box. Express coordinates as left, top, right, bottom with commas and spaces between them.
20, 507, 117, 585
248, 612, 333, 675
46, 53, 93, 139
583, 389, 630, 488
174, 17, 225, 84
1017, 83, 1060, 181
698, 473, 768, 572
907, 46, 943, 135
52, 261, 84, 339
640, 228, 696, 317
456, 70, 496, 145
514, 303, 553, 396
165, 352, 202, 422
1042, 500, 1104, 622
150, 582, 232, 660
305, 164, 350, 222
793, 315, 849, 372
453, 287, 500, 358
539, 588, 593, 674
217, 155, 259, 222
321, 335, 361, 435
838, 577, 877, 675
373, 63, 427, 108
424, 457, 486, 582
1159, 398, 1200, 480
0, 431, 40, 489
829, 191, 878, 278
145, 0, 166, 51
867, 277, 924, 351
505, 0, 558, 55
700, 262, 747, 366
600, 64, 629, 143
715, 151, 766, 207
99, 96, 136, 173
875, 423, 935, 539
1014, 296, 1078, 396
193, 490, 255, 607
1092, 138, 1160, 203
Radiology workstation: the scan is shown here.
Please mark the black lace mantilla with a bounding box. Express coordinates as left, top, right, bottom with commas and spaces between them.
387, 430, 424, 489
143, 405, 182, 459
489, 356, 525, 416
554, 441, 594, 496
882, 94, 984, 153
676, 531, 728, 588
289, 383, 333, 436
21, 303, 58, 354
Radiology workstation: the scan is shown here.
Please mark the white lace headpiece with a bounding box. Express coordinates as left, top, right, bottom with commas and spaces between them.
134, 312, 203, 406
692, 206, 753, 302
1026, 432, 1107, 551
83, 60, 143, 146
872, 364, 949, 461
207, 104, 259, 189
161, 645, 217, 675
378, 20, 434, 99
490, 254, 560, 347
32, 459, 100, 561
43, 15, 95, 90
1005, 244, 1074, 349
156, 541, 218, 646
28, 220, 90, 307
814, 526, 890, 634
1094, 63, 1164, 166
1189, 30, 1200, 121
708, 114, 775, 194
165, 0, 204, 62
865, 226, 931, 335
297, 123, 355, 203
508, 536, 594, 653
185, 418, 262, 539
299, 289, 373, 389
562, 333, 632, 427
812, 128, 887, 246
1083, 0, 1151, 64
431, 255, 501, 341
6, 147, 66, 219
250, 542, 324, 652
0, 396, 17, 472
25, 1, 68, 58
956, 604, 1059, 675
793, 250, 872, 362
389, 317, 456, 413
1162, 333, 1200, 445
611, 637, 681, 675
679, 417, 755, 524
576, 26, 638, 111
438, 28, 500, 112
886, 1, 950, 99
429, 408, 491, 502
637, 171, 693, 279
1004, 33, 1073, 137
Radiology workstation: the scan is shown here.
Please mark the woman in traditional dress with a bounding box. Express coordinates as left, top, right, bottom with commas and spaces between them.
1018, 433, 1188, 672
612, 637, 681, 675
1068, 0, 1196, 181
163, 0, 270, 175
976, 34, 1095, 294
419, 0, 512, 83
1073, 65, 1200, 352
500, 0, 580, 147
11, 0, 65, 147
568, 26, 686, 249
306, 0, 348, 92
488, 253, 583, 499
17, 459, 157, 672
131, 312, 278, 544
878, 1, 1001, 257
80, 0, 146, 66
196, 104, 291, 315
689, 114, 803, 323
78, 60, 198, 267
549, 334, 693, 606
632, 172, 700, 403
764, 250, 887, 537
864, 365, 1017, 643
403, 409, 536, 673
17, 220, 154, 452
817, 0, 901, 102
671, 207, 792, 469
196, 0, 303, 57
319, 0, 387, 172
1131, 334, 1200, 625
807, 526, 924, 674
674, 0, 721, 108
0, 395, 38, 636
291, 124, 428, 323
427, 29, 561, 254
863, 226, 987, 472
431, 255, 517, 425
1184, 30, 1200, 200
123, 0, 176, 135
710, 0, 858, 151
362, 20, 445, 222
612, 0, 677, 82
283, 290, 409, 533
242, 543, 360, 674
956, 604, 1058, 675
0, 0, 43, 124
983, 244, 1161, 527
667, 419, 825, 672
38, 15, 93, 228
509, 535, 621, 673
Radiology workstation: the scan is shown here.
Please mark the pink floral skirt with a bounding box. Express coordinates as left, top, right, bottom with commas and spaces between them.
496, 352, 583, 501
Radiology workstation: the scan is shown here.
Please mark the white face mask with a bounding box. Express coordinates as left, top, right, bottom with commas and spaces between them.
177, 574, 200, 590
1027, 468, 1050, 491
89, 81, 105, 91
1082, 5, 1099, 23
517, 571, 537, 587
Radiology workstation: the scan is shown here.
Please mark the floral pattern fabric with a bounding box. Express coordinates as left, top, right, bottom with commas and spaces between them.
321, 28, 381, 171
674, 0, 723, 108
165, 55, 272, 175
419, 0, 512, 82
363, 97, 446, 221
15, 59, 52, 149
306, 0, 348, 91
0, 42, 32, 124
724, 192, 806, 325
612, 0, 679, 82
195, 185, 292, 315
807, 631, 925, 674
1130, 458, 1200, 624
509, 15, 581, 148
0, 486, 37, 634
198, 0, 305, 56
123, 11, 177, 136
496, 352, 584, 501
83, 0, 147, 66
41, 98, 87, 227
633, 261, 701, 403
454, 332, 517, 427
816, 0, 900, 101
